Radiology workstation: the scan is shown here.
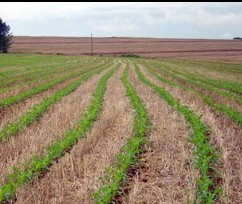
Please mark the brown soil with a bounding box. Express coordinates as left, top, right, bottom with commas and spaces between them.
11, 36, 242, 61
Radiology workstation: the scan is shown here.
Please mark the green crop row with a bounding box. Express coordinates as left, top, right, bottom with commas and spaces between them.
145, 61, 242, 105
0, 57, 103, 87
0, 58, 105, 91
0, 60, 109, 109
144, 63, 242, 126
0, 63, 83, 88
0, 66, 117, 203
160, 58, 242, 73
0, 54, 89, 71
0, 64, 109, 142
93, 65, 149, 203
0, 59, 108, 94
135, 64, 220, 203
0, 56, 93, 79
153, 62, 242, 95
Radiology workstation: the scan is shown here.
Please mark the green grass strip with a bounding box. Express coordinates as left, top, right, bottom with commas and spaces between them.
0, 62, 107, 109
93, 65, 149, 204
135, 65, 220, 204
0, 66, 116, 203
145, 64, 242, 126
0, 65, 107, 142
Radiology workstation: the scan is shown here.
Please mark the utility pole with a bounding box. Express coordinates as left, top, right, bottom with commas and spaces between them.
91, 33, 93, 56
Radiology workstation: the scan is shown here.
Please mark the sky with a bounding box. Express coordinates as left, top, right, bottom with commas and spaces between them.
0, 2, 242, 39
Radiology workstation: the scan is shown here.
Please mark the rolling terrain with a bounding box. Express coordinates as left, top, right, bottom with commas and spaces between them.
11, 36, 242, 61
0, 53, 241, 203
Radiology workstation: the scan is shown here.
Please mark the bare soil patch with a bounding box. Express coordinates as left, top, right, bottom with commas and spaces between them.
11, 36, 242, 61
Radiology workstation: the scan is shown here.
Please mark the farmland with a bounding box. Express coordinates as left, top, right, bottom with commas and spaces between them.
0, 53, 241, 204
11, 36, 242, 61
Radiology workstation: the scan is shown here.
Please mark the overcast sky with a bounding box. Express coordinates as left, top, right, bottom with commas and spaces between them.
0, 2, 242, 39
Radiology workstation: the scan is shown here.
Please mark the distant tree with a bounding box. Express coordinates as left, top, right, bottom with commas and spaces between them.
0, 18, 12, 53
233, 37, 242, 40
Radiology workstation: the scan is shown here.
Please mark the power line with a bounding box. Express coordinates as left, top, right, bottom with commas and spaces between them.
91, 33, 93, 56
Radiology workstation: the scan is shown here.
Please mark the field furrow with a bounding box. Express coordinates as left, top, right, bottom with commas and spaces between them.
0, 65, 109, 142
138, 63, 242, 203
0, 65, 116, 203
13, 64, 134, 204
0, 62, 109, 131
155, 62, 242, 95
0, 66, 108, 184
159, 59, 242, 81
0, 76, 77, 130
93, 64, 149, 203
0, 53, 241, 203
142, 63, 242, 125
0, 57, 103, 96
119, 65, 197, 203
147, 61, 242, 106
0, 58, 90, 84
0, 59, 108, 104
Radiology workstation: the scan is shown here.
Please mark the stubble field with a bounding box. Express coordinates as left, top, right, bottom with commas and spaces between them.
0, 51, 241, 204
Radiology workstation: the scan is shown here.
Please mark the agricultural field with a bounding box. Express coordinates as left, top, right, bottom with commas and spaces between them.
0, 53, 241, 204
11, 36, 242, 61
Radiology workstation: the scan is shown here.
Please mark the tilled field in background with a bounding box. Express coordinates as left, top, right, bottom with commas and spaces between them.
11, 36, 242, 61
